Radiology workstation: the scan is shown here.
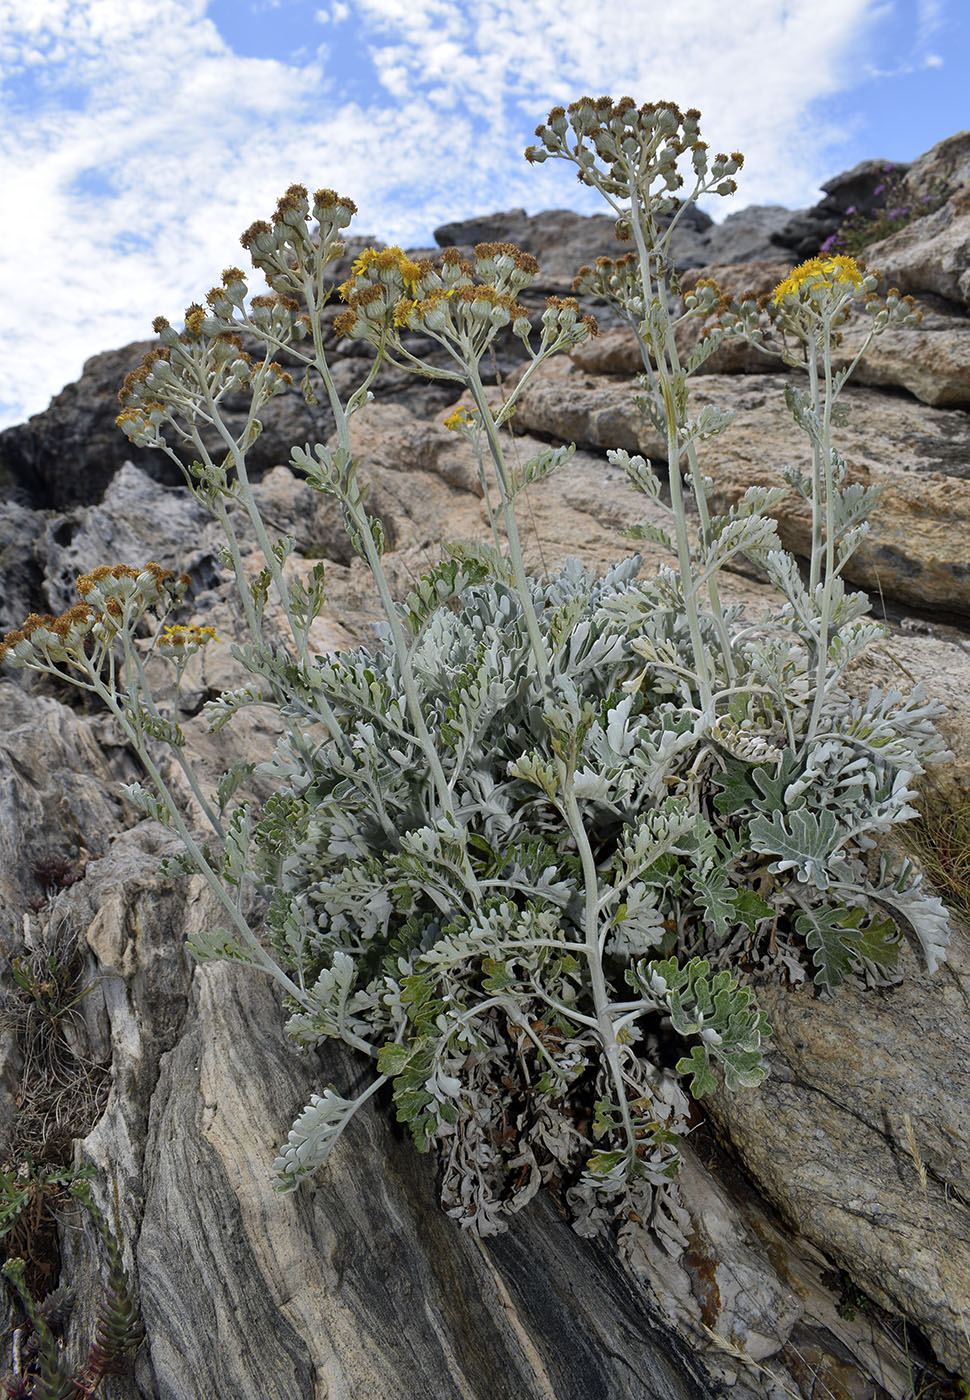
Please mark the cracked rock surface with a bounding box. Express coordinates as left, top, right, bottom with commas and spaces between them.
3, 130, 970, 1398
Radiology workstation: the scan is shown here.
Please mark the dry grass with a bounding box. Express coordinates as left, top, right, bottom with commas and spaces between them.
902, 780, 970, 931
0, 909, 110, 1294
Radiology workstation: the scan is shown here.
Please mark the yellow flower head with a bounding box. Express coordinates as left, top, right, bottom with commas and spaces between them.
161, 624, 221, 647
771, 255, 864, 307
348, 246, 427, 295
443, 406, 476, 432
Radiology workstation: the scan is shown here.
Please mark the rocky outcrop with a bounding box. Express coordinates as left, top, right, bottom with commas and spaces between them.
4, 397, 970, 1395
865, 197, 970, 309
4, 129, 970, 1400
510, 355, 970, 624
768, 156, 909, 259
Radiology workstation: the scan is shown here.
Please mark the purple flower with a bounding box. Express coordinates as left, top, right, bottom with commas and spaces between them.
873, 183, 886, 197
882, 163, 896, 173
887, 207, 909, 220
820, 234, 838, 251
844, 205, 857, 216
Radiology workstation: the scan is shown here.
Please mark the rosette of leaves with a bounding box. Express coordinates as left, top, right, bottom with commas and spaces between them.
4, 97, 953, 1252
249, 551, 772, 1234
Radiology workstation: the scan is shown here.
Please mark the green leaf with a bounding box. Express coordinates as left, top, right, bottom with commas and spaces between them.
631, 956, 769, 1096
623, 520, 674, 552
750, 807, 844, 884
732, 888, 775, 931
481, 956, 515, 993
794, 903, 900, 993
586, 1149, 628, 1178
508, 442, 575, 496
186, 927, 257, 965
376, 1042, 413, 1078
675, 1044, 718, 1098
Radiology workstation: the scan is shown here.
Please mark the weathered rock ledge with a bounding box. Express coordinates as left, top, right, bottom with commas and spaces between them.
3, 129, 970, 1399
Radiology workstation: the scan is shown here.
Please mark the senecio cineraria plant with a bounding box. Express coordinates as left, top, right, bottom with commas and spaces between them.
1, 98, 952, 1244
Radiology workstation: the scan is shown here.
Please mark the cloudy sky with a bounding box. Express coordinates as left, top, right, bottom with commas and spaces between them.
0, 0, 966, 431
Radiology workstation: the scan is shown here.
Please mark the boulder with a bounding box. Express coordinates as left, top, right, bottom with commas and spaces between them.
864, 197, 970, 310
5, 142, 970, 1398
511, 357, 970, 621
707, 925, 970, 1374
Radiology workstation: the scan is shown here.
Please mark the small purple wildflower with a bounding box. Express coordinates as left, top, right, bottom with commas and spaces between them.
873, 183, 886, 197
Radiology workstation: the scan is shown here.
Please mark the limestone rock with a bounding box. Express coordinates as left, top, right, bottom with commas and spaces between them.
433, 204, 716, 276
0, 341, 164, 508
698, 206, 796, 265
0, 340, 339, 511
898, 129, 970, 211
46, 824, 724, 1400
769, 157, 903, 259
674, 265, 970, 407
706, 924, 970, 1374
864, 198, 970, 310
832, 294, 970, 407
0, 683, 138, 944
0, 497, 50, 634
511, 358, 970, 618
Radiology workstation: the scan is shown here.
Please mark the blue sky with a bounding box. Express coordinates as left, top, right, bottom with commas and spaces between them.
0, 0, 966, 432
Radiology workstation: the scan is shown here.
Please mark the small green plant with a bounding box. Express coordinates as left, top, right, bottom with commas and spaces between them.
0, 1162, 90, 1299
0, 98, 951, 1243
819, 1265, 873, 1321
2, 1179, 143, 1398
819, 162, 951, 257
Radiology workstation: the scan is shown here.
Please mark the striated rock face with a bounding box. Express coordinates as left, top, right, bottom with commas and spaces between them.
865, 200, 970, 309
511, 355, 970, 624
4, 407, 970, 1395
28, 819, 725, 1400
4, 130, 970, 1400
706, 931, 970, 1375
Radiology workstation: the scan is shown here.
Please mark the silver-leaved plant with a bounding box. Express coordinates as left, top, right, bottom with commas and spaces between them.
1, 97, 952, 1244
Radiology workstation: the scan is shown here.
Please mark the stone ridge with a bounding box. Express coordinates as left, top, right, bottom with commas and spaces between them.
1, 126, 969, 1399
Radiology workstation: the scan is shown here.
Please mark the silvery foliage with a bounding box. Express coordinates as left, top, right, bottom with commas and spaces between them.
10, 99, 951, 1246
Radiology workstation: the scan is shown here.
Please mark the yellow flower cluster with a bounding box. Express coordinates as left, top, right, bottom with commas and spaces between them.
0, 563, 190, 669
333, 242, 545, 346
345, 246, 428, 295
159, 624, 221, 648
771, 255, 864, 306
443, 406, 477, 432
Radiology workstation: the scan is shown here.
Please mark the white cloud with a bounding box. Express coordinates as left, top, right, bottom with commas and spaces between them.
0, 0, 898, 432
